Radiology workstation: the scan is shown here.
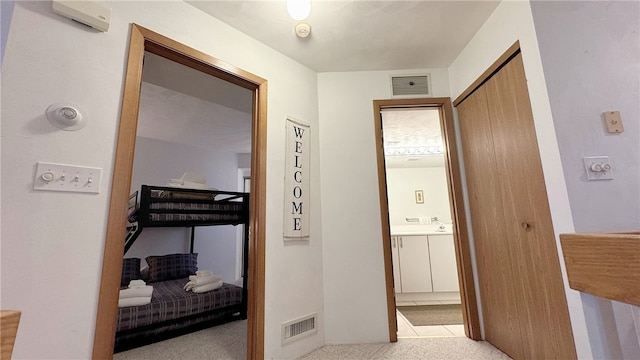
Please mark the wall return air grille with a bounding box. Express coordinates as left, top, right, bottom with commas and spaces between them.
390, 74, 432, 97
282, 313, 317, 345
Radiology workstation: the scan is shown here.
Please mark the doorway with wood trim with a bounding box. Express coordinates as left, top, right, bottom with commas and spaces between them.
92, 24, 267, 360
373, 98, 481, 343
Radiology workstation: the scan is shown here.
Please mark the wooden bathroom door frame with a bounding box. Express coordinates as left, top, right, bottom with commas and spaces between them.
92, 24, 267, 359
373, 98, 481, 342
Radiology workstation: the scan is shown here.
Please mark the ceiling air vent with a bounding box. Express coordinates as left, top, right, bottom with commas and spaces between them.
282, 313, 317, 345
390, 74, 432, 97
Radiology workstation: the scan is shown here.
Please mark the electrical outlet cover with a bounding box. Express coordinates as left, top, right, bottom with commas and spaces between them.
604, 111, 624, 133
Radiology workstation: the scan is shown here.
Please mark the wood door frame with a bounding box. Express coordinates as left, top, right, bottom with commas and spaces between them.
373, 97, 481, 342
453, 41, 521, 107
92, 24, 267, 359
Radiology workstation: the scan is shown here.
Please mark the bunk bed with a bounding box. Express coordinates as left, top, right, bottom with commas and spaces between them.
115, 185, 250, 352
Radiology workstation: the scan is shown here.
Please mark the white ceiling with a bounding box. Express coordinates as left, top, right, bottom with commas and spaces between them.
186, 0, 501, 72
382, 108, 446, 168
137, 81, 253, 153
140, 52, 253, 153
137, 1, 501, 159
143, 52, 253, 115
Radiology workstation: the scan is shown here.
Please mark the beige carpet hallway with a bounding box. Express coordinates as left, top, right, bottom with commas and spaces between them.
114, 318, 510, 359
298, 337, 510, 360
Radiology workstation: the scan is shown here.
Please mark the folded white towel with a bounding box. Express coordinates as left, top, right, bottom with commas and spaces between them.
128, 279, 146, 288
195, 270, 213, 277
167, 179, 212, 190
192, 280, 223, 294
118, 296, 151, 308
119, 285, 153, 299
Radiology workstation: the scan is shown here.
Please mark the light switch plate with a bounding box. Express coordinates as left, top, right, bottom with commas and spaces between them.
583, 156, 613, 181
604, 111, 624, 133
33, 162, 102, 193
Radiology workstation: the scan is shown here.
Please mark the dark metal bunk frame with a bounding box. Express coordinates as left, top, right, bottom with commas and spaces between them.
117, 184, 250, 352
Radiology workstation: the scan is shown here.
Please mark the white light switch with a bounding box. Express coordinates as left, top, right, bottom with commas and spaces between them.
583, 156, 613, 181
33, 162, 102, 193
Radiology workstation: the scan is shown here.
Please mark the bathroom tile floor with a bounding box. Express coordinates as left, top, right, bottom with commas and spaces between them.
396, 300, 465, 338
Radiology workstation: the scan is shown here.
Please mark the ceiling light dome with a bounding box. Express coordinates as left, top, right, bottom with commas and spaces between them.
287, 0, 311, 21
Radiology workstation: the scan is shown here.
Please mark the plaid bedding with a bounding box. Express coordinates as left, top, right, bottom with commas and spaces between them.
116, 278, 243, 332
148, 212, 243, 222
126, 186, 248, 226
149, 202, 243, 212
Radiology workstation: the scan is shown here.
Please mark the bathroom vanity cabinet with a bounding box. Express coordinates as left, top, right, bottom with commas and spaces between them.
390, 232, 458, 294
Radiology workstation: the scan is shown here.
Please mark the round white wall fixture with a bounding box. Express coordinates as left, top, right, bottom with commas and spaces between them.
46, 103, 87, 130
295, 22, 311, 38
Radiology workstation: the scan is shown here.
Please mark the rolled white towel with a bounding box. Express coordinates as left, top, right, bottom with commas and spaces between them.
184, 275, 222, 291
128, 279, 146, 288
187, 270, 213, 281
187, 274, 222, 283
120, 285, 153, 299
192, 280, 223, 294
118, 296, 151, 308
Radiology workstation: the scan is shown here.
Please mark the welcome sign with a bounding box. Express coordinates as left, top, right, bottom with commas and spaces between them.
284, 117, 310, 240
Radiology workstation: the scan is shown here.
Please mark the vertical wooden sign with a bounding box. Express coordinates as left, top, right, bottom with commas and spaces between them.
284, 117, 310, 240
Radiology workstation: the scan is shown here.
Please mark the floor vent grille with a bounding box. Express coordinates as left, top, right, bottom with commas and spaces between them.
391, 74, 432, 97
282, 313, 317, 345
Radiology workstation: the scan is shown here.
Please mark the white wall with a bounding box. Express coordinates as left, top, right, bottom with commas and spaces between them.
0, 0, 14, 67
530, 0, 639, 234
127, 136, 241, 283
386, 167, 452, 226
317, 68, 450, 344
0, 1, 323, 359
447, 1, 591, 358
530, 1, 640, 359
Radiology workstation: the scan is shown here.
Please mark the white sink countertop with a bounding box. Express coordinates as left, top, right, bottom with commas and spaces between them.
390, 224, 453, 235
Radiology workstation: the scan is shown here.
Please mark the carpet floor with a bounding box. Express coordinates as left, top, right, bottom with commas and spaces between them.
397, 304, 463, 326
113, 315, 510, 359
298, 337, 510, 360
113, 319, 247, 360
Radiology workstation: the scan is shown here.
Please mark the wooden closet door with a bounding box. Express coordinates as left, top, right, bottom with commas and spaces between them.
457, 82, 524, 360
456, 52, 576, 359
484, 53, 576, 359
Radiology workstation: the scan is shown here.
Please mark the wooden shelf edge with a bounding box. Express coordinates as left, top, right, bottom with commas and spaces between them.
1, 310, 21, 360
560, 232, 640, 306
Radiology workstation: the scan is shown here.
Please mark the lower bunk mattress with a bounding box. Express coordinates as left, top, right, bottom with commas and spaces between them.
115, 277, 244, 351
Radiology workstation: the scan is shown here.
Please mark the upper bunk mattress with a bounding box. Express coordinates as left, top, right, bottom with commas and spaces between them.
131, 186, 247, 225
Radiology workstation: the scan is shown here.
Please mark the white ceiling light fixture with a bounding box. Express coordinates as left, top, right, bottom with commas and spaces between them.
287, 0, 311, 21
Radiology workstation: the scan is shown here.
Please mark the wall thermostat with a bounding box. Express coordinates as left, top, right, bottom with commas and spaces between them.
52, 0, 111, 32
46, 103, 87, 130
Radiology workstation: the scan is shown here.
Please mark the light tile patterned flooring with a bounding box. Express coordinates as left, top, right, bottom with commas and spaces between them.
396, 299, 466, 338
